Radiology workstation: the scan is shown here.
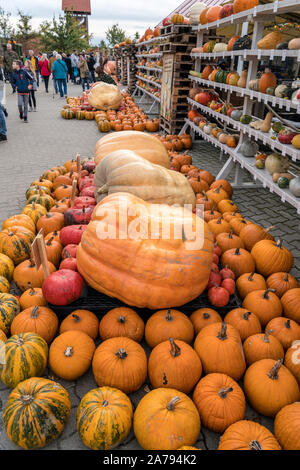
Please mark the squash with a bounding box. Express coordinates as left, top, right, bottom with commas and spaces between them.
213, 43, 228, 53
265, 153, 290, 175
4, 377, 70, 449
94, 150, 196, 207
275, 85, 289, 98
260, 111, 273, 133
291, 134, 300, 149
249, 79, 260, 91
237, 70, 247, 88
240, 139, 259, 157
88, 82, 122, 110
231, 110, 243, 121
0, 253, 14, 281
259, 71, 277, 94
232, 35, 251, 51
288, 38, 300, 50
218, 420, 281, 450
188, 2, 207, 24
0, 293, 20, 334
77, 193, 214, 309
227, 36, 240, 51
257, 32, 284, 50
289, 177, 300, 197
94, 131, 170, 168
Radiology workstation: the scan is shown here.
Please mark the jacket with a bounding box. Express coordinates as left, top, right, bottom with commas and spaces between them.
26, 55, 39, 72
78, 59, 89, 79
48, 56, 57, 72
71, 53, 79, 67
52, 59, 68, 79
87, 55, 95, 72
3, 50, 19, 73
12, 69, 34, 94
39, 59, 51, 77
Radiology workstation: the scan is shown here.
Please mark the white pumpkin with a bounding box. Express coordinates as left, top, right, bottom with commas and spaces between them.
203, 125, 213, 135
275, 84, 289, 98
240, 138, 259, 157
289, 177, 300, 197
265, 153, 290, 175
188, 2, 207, 24
213, 43, 228, 53
288, 38, 300, 50
88, 82, 123, 110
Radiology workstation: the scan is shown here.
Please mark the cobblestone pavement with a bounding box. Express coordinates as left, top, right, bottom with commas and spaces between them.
0, 85, 299, 451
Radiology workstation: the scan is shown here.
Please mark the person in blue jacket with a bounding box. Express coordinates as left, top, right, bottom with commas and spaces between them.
12, 60, 33, 123
52, 54, 68, 98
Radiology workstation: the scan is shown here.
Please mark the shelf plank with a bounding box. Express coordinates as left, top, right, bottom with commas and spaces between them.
135, 85, 161, 102
136, 75, 162, 88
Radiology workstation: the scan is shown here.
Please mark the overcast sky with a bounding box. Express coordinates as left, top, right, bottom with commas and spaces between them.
0, 0, 180, 44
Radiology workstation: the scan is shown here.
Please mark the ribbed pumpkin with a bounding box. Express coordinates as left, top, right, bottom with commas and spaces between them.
92, 337, 147, 394
266, 272, 299, 298
280, 288, 300, 323
11, 306, 58, 344
216, 230, 244, 254
0, 253, 14, 281
221, 248, 255, 278
25, 186, 50, 200
2, 214, 35, 234
0, 276, 10, 293
217, 200, 238, 214
243, 289, 282, 327
0, 227, 34, 265
0, 293, 20, 334
145, 309, 194, 348
36, 212, 65, 236
27, 193, 55, 211
208, 217, 231, 236
3, 377, 71, 449
243, 359, 300, 417
206, 186, 229, 205
284, 341, 300, 385
22, 203, 47, 225
239, 224, 274, 251
194, 322, 246, 380
59, 310, 99, 340
210, 179, 233, 198
13, 258, 56, 292
251, 239, 294, 277
190, 308, 222, 335
236, 272, 266, 299
99, 307, 144, 342
133, 388, 201, 450
274, 402, 300, 450
243, 330, 284, 366
233, 0, 259, 14
49, 330, 95, 381
265, 317, 300, 350
52, 174, 73, 190
0, 329, 7, 342
0, 332, 48, 388
76, 387, 133, 450
224, 308, 261, 341
148, 338, 202, 394
19, 286, 46, 310
218, 420, 281, 450
193, 373, 245, 433
98, 120, 111, 132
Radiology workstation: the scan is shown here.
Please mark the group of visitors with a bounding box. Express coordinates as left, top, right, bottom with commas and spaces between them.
0, 43, 116, 142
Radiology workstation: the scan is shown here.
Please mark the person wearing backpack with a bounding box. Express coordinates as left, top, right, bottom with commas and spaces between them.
12, 60, 33, 123
52, 54, 68, 98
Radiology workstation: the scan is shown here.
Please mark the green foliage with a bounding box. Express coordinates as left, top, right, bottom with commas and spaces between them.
105, 23, 126, 47
15, 10, 37, 42
0, 7, 13, 40
39, 10, 91, 53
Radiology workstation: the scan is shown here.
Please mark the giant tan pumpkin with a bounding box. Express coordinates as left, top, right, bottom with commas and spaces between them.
87, 82, 122, 110
94, 150, 196, 207
77, 193, 214, 309
94, 131, 170, 168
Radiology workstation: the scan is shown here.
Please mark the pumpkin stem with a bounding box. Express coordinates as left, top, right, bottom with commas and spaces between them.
234, 248, 241, 255
65, 346, 74, 357
118, 316, 126, 323
20, 394, 34, 405
263, 288, 276, 299
248, 273, 255, 281
102, 400, 109, 407
216, 217, 222, 224
218, 387, 233, 399
98, 184, 109, 195
166, 310, 173, 321
169, 338, 181, 357
46, 213, 53, 218
64, 250, 72, 259
228, 230, 234, 239
116, 348, 128, 359
217, 322, 227, 341
242, 312, 251, 321
72, 314, 81, 323
166, 396, 180, 411
268, 358, 283, 380
16, 337, 25, 346
276, 240, 283, 249
284, 319, 291, 329
29, 259, 35, 268
265, 225, 276, 233
263, 329, 272, 342
249, 440, 263, 450
284, 273, 289, 282
46, 237, 54, 246
203, 312, 210, 319
30, 306, 39, 318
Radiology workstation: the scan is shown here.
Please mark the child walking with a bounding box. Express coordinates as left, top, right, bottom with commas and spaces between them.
24, 60, 38, 112
12, 60, 33, 122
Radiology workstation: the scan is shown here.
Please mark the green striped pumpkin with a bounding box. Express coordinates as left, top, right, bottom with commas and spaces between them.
76, 111, 85, 120
26, 186, 51, 200
0, 332, 48, 388
41, 169, 60, 182
4, 377, 71, 449
63, 110, 74, 120
0, 228, 34, 265
76, 386, 133, 450
0, 253, 14, 281
98, 120, 111, 132
22, 203, 47, 225
0, 293, 20, 334
0, 276, 10, 293
27, 193, 55, 211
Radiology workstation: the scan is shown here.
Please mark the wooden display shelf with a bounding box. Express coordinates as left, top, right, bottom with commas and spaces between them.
136, 75, 161, 88
191, 49, 300, 60
136, 53, 163, 59
136, 65, 162, 73
135, 85, 160, 102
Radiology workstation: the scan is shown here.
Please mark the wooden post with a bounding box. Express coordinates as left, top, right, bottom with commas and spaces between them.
31, 229, 50, 279
70, 179, 77, 207
76, 154, 81, 173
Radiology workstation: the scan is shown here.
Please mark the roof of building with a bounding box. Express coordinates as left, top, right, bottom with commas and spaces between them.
62, 0, 91, 14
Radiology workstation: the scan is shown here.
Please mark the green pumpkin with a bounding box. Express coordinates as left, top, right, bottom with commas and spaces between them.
0, 293, 20, 335
0, 332, 48, 388
277, 177, 290, 188
63, 110, 74, 119
27, 194, 55, 211
76, 111, 85, 120
266, 87, 275, 96
0, 254, 14, 281
26, 186, 51, 200
272, 121, 284, 133
4, 377, 71, 449
240, 115, 252, 125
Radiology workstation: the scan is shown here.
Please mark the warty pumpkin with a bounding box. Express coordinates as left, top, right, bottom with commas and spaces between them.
281, 288, 300, 323
218, 420, 281, 450
0, 227, 34, 265
13, 258, 56, 292
0, 293, 20, 334
221, 247, 255, 278
274, 402, 300, 450
193, 373, 245, 433
3, 377, 71, 449
19, 286, 46, 310
239, 223, 275, 251
194, 322, 246, 380
76, 386, 133, 450
133, 388, 201, 450
236, 272, 266, 299
77, 193, 214, 309
59, 309, 99, 339
284, 341, 300, 386
145, 309, 194, 348
216, 230, 244, 254
224, 308, 261, 341
94, 151, 196, 207
148, 338, 202, 394
266, 272, 299, 298
265, 317, 300, 350
94, 131, 170, 168
11, 306, 58, 344
99, 307, 144, 342
243, 288, 283, 327
190, 308, 222, 335
0, 332, 48, 388
243, 359, 300, 417
243, 330, 284, 366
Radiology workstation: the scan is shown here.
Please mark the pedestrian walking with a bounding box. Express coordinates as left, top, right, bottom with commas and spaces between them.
3, 44, 19, 93
24, 61, 38, 112
12, 60, 33, 123
52, 55, 68, 98
78, 54, 90, 91
0, 104, 8, 142
48, 51, 58, 94
39, 54, 51, 93
27, 50, 40, 87
62, 53, 72, 83
87, 52, 96, 83
70, 50, 79, 84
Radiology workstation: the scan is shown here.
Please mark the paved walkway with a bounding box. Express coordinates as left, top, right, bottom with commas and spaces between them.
0, 85, 299, 450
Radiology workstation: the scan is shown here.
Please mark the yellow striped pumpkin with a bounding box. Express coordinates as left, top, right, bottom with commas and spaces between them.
0, 329, 7, 342
2, 214, 36, 234
0, 276, 10, 293
0, 253, 14, 281
27, 193, 55, 211
25, 186, 51, 200
3, 377, 71, 449
0, 228, 34, 265
0, 332, 48, 388
76, 386, 133, 450
22, 203, 47, 225
31, 179, 53, 191
41, 169, 60, 182
0, 293, 20, 334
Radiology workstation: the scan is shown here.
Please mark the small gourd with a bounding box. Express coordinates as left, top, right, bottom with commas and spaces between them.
260, 112, 273, 133
237, 70, 247, 88
231, 110, 243, 121
240, 139, 259, 158
277, 177, 290, 189
289, 177, 300, 197
249, 79, 260, 91
240, 115, 252, 125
